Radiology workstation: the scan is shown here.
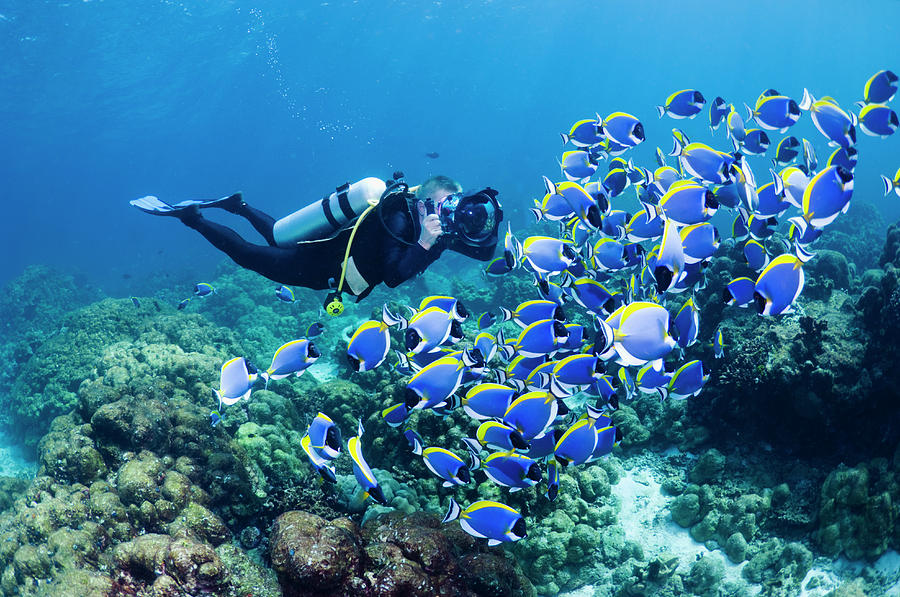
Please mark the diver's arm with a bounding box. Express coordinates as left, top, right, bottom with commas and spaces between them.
448, 239, 497, 261
382, 240, 436, 287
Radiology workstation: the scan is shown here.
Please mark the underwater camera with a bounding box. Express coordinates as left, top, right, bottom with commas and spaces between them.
427, 188, 503, 247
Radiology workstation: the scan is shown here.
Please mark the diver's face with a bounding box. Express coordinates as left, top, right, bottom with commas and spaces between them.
427, 188, 457, 209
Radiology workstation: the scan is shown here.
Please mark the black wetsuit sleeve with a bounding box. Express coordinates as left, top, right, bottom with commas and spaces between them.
380, 210, 442, 288
447, 238, 498, 262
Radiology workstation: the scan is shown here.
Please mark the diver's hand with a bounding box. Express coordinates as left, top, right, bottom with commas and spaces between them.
417, 202, 443, 250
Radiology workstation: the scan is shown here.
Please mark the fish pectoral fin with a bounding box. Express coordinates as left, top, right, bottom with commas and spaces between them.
487, 539, 502, 547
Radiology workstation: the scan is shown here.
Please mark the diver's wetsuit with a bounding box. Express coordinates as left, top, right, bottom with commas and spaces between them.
182, 196, 495, 299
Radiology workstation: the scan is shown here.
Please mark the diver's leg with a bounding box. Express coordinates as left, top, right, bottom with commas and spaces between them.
181, 210, 295, 283
234, 203, 278, 247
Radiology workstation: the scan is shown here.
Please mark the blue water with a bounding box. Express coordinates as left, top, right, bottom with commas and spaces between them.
1, 0, 898, 291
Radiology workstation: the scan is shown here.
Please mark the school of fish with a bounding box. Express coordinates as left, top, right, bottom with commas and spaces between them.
210, 70, 898, 547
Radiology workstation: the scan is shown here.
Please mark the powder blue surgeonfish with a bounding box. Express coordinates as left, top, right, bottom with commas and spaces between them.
709, 96, 730, 131
501, 299, 565, 328
522, 236, 579, 275
773, 136, 801, 165
274, 285, 295, 303
826, 147, 859, 172
194, 282, 216, 297
636, 362, 672, 394
552, 354, 604, 388
422, 447, 473, 487
754, 253, 806, 316
347, 420, 387, 504
652, 220, 687, 292
741, 129, 770, 155
802, 166, 854, 228
261, 339, 320, 387
602, 112, 645, 148
482, 451, 543, 491
474, 421, 530, 451
882, 167, 900, 197
663, 360, 709, 400
799, 90, 857, 149
863, 69, 898, 104
743, 239, 770, 272
463, 383, 516, 420
611, 302, 677, 367
405, 306, 455, 354
553, 405, 616, 467
751, 92, 801, 132
300, 412, 342, 483
503, 391, 560, 441
857, 104, 899, 138
561, 150, 599, 181
671, 298, 699, 350
724, 277, 756, 307
405, 356, 465, 411
509, 319, 570, 358
443, 498, 527, 546
561, 116, 605, 147
569, 278, 617, 316
659, 181, 718, 226
713, 327, 726, 359
346, 305, 403, 372
213, 357, 257, 408
657, 89, 705, 119
670, 141, 735, 185
680, 222, 719, 264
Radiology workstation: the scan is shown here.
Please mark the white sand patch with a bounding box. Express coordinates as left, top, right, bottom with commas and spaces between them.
612, 467, 756, 592
0, 428, 36, 478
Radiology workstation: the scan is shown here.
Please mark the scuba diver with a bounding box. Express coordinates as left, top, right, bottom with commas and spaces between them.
130, 174, 502, 314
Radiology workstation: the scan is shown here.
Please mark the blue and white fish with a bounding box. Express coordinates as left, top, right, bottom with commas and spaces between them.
300, 412, 342, 482
825, 147, 858, 172
274, 285, 295, 303
713, 327, 725, 359
754, 253, 806, 316
503, 391, 560, 441
671, 297, 699, 350
863, 69, 898, 104
802, 165, 854, 228
509, 319, 570, 358
422, 447, 473, 487
553, 353, 604, 388
213, 357, 257, 408
477, 312, 497, 329
482, 451, 543, 491
659, 181, 718, 226
799, 90, 857, 149
381, 402, 409, 427
602, 112, 645, 148
553, 405, 615, 467
751, 93, 801, 132
261, 339, 319, 387
709, 96, 730, 131
405, 356, 465, 411
442, 498, 527, 546
657, 89, 705, 119
743, 239, 770, 272
636, 362, 672, 394
347, 420, 387, 504
522, 236, 578, 275
857, 104, 898, 138
882, 167, 900, 197
680, 222, 719, 264
773, 136, 801, 166
755, 179, 790, 219
724, 277, 756, 307
664, 360, 709, 400
463, 383, 516, 420
418, 296, 469, 322
611, 302, 676, 367
652, 220, 686, 293
194, 282, 216, 297
546, 458, 560, 501
741, 129, 770, 155
474, 420, 530, 451
569, 278, 617, 316
501, 299, 565, 328
670, 141, 735, 186
561, 150, 599, 181
561, 116, 605, 147
304, 322, 325, 338
346, 305, 403, 372
405, 306, 455, 354
177, 298, 191, 310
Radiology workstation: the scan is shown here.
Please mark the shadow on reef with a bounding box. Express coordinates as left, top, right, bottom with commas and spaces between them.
682, 219, 900, 462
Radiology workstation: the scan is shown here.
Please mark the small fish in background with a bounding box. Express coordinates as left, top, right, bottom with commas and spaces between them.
347, 420, 387, 504
177, 298, 191, 310
304, 322, 325, 338
425, 152, 440, 159
130, 297, 140, 308
261, 339, 320, 388
213, 357, 258, 409
194, 282, 216, 297
882, 167, 900, 197
274, 285, 295, 303
210, 410, 223, 427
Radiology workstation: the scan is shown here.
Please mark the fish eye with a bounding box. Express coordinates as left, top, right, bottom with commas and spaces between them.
512, 518, 527, 539
405, 328, 422, 352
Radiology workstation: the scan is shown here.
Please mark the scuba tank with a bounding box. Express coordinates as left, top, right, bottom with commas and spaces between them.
273, 177, 387, 247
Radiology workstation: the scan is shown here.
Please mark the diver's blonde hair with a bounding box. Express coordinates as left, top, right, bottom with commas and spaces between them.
415, 175, 462, 200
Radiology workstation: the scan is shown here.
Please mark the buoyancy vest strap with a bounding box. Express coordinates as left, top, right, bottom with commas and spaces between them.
321, 193, 341, 231
335, 183, 356, 221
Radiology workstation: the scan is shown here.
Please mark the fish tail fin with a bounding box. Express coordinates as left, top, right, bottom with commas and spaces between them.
560, 132, 570, 145
799, 88, 814, 111
499, 307, 514, 323
442, 497, 462, 524
261, 373, 270, 390
882, 174, 895, 196
381, 304, 405, 329
467, 450, 481, 471
656, 105, 666, 119
656, 387, 669, 402
668, 135, 684, 157
530, 207, 544, 222
743, 102, 753, 123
